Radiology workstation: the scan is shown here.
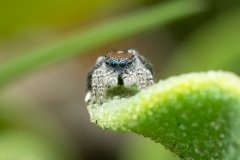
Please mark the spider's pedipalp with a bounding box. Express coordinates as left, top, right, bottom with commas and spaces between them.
107, 76, 118, 88
123, 75, 137, 88
122, 69, 137, 88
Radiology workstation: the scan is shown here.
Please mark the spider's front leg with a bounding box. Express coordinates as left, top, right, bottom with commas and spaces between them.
136, 67, 147, 89
136, 67, 154, 89
92, 69, 118, 104
143, 68, 154, 86
92, 68, 105, 104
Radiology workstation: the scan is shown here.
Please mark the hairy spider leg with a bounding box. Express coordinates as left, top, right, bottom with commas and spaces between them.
91, 71, 98, 103
137, 67, 147, 89
97, 68, 105, 104
143, 68, 154, 86
92, 68, 104, 104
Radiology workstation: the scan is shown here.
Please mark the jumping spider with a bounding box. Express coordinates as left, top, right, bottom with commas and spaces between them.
85, 49, 154, 104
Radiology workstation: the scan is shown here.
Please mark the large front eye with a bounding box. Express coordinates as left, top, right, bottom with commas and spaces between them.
111, 61, 118, 68
119, 61, 126, 68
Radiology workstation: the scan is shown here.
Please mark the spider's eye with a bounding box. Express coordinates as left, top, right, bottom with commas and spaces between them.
128, 60, 132, 65
119, 61, 127, 68
111, 61, 118, 68
105, 60, 110, 66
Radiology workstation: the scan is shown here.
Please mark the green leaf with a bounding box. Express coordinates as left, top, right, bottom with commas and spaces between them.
87, 71, 240, 159
0, 0, 206, 88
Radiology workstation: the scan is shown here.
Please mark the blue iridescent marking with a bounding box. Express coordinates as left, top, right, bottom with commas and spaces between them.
111, 61, 118, 68
119, 61, 127, 68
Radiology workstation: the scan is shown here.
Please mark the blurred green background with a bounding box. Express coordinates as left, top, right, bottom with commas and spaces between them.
0, 0, 240, 159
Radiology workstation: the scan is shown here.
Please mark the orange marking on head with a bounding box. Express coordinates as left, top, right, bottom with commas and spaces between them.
111, 53, 118, 59
118, 53, 128, 59
105, 54, 110, 59
128, 53, 134, 59
107, 50, 134, 60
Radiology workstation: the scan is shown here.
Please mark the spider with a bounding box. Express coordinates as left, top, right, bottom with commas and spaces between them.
85, 49, 154, 104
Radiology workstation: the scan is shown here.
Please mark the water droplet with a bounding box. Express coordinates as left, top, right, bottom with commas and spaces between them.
132, 115, 137, 120
148, 111, 153, 116
148, 103, 154, 108
220, 134, 225, 138
195, 148, 201, 154
210, 121, 220, 130
191, 122, 199, 127
218, 142, 222, 147
135, 106, 141, 112
182, 132, 187, 137
181, 113, 187, 119
113, 96, 120, 99
180, 124, 186, 130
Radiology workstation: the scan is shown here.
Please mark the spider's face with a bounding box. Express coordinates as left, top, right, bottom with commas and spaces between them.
104, 50, 135, 70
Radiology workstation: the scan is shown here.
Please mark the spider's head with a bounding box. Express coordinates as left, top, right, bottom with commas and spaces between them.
104, 50, 136, 69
